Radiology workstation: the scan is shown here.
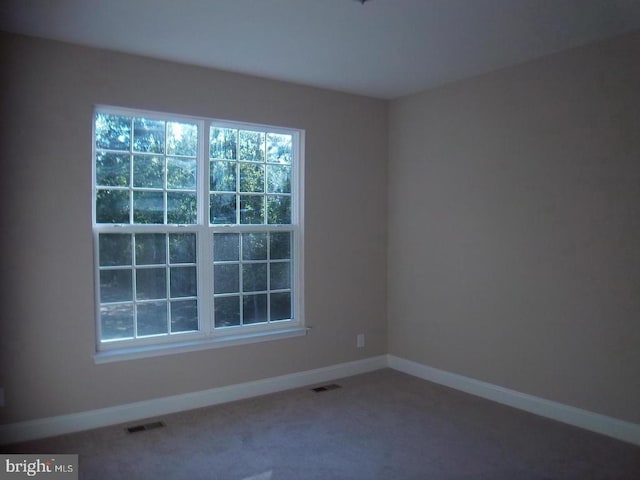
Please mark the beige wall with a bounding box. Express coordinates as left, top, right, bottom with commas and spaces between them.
2, 28, 638, 428
388, 32, 640, 423
0, 33, 388, 424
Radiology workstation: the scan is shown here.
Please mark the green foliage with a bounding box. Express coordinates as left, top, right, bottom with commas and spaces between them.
240, 195, 264, 224
133, 117, 165, 154
210, 194, 236, 224
267, 195, 291, 224
242, 233, 268, 260
267, 165, 291, 193
168, 157, 196, 189
135, 234, 166, 265
211, 161, 236, 192
269, 232, 291, 259
168, 192, 196, 224
96, 152, 130, 186
95, 113, 131, 150
239, 130, 265, 161
96, 189, 129, 223
95, 113, 198, 225
240, 163, 265, 192
210, 128, 237, 159
167, 122, 198, 156
169, 233, 196, 263
213, 233, 239, 261
133, 191, 163, 224
266, 133, 292, 164
99, 234, 132, 266
95, 114, 296, 339
133, 155, 164, 188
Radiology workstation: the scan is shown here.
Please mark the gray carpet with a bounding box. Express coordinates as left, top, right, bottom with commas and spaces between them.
3, 369, 639, 479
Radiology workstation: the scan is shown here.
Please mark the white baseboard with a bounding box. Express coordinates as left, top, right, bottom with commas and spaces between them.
387, 354, 640, 446
3, 354, 638, 447
0, 355, 387, 445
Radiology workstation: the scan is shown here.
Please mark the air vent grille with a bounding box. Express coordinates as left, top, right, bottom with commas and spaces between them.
311, 384, 342, 392
126, 421, 165, 433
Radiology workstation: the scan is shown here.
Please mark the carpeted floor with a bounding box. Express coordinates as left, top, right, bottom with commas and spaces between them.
3, 369, 639, 479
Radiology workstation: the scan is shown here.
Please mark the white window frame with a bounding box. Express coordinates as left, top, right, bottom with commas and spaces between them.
92, 106, 305, 363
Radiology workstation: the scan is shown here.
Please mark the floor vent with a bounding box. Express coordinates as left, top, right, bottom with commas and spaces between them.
126, 421, 165, 434
312, 383, 342, 392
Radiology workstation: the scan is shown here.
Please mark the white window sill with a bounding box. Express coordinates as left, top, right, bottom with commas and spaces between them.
94, 327, 309, 364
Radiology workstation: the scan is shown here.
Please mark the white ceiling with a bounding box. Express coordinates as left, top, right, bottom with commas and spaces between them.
2, 0, 640, 99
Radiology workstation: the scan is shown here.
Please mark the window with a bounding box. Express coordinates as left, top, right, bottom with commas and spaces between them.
93, 107, 304, 359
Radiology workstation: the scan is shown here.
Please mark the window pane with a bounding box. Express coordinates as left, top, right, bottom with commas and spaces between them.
137, 302, 168, 336
95, 113, 131, 151
210, 194, 236, 224
210, 127, 237, 160
171, 300, 198, 332
270, 292, 291, 321
100, 269, 133, 303
243, 263, 267, 292
170, 266, 197, 298
135, 234, 166, 265
96, 189, 130, 224
242, 233, 267, 260
243, 294, 267, 324
133, 118, 165, 154
136, 268, 167, 300
240, 195, 264, 224
101, 304, 134, 340
267, 165, 291, 193
238, 130, 265, 161
239, 163, 264, 193
267, 195, 291, 224
167, 121, 197, 156
215, 296, 240, 328
133, 191, 164, 224
270, 232, 291, 260
169, 233, 196, 264
96, 152, 130, 187
266, 133, 292, 164
99, 234, 132, 267
167, 192, 196, 224
210, 161, 236, 192
214, 264, 239, 294
213, 233, 239, 261
270, 262, 290, 290
133, 155, 164, 188
167, 157, 196, 190
95, 112, 300, 343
